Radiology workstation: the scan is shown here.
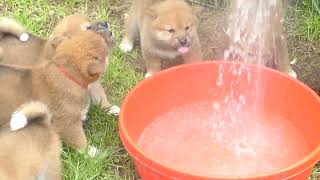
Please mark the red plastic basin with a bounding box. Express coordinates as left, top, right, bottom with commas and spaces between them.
119, 61, 320, 180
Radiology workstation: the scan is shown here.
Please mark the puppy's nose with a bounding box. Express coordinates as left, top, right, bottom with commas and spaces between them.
178, 38, 188, 46
101, 21, 109, 29
89, 22, 112, 36
101, 22, 112, 36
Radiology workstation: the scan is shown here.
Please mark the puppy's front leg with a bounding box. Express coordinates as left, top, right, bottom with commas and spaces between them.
120, 5, 139, 53
276, 35, 297, 78
145, 56, 162, 78
0, 47, 3, 60
87, 81, 120, 116
46, 154, 61, 180
61, 121, 87, 150
88, 81, 111, 109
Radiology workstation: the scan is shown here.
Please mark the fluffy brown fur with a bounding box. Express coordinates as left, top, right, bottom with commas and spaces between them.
227, 0, 296, 78
0, 18, 45, 65
0, 30, 113, 149
120, 0, 203, 77
0, 101, 61, 180
0, 15, 115, 109
51, 14, 90, 38
0, 17, 28, 41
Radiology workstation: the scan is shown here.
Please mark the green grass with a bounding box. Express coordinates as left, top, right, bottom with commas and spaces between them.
294, 0, 320, 41
187, 0, 230, 8
0, 0, 319, 179
311, 163, 320, 180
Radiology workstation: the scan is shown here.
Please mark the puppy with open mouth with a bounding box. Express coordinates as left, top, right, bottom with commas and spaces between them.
120, 0, 203, 78
0, 28, 114, 151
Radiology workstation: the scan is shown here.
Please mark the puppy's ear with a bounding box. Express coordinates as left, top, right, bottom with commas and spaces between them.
87, 61, 104, 77
43, 36, 67, 58
190, 6, 200, 27
144, 7, 157, 19
49, 36, 66, 49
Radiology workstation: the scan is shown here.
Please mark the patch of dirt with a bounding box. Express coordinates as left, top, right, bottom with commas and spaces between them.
196, 5, 320, 94
283, 3, 320, 94
287, 37, 320, 93
196, 6, 229, 60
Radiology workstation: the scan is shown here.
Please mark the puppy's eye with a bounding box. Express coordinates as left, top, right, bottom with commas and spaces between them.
166, 29, 175, 33
94, 56, 100, 61
185, 26, 190, 30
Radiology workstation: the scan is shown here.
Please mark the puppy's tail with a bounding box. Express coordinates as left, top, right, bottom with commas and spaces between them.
9, 101, 51, 131
0, 17, 29, 41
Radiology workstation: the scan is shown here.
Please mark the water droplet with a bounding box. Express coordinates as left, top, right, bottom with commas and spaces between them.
217, 64, 223, 87
232, 67, 238, 76
213, 102, 220, 111
247, 72, 251, 83
239, 94, 246, 105
224, 96, 229, 104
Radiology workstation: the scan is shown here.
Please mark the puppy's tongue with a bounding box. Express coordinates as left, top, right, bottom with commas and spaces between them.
177, 47, 189, 54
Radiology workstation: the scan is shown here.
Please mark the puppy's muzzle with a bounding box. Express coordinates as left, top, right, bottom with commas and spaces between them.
88, 21, 112, 37
101, 22, 109, 29
88, 21, 114, 46
178, 37, 188, 46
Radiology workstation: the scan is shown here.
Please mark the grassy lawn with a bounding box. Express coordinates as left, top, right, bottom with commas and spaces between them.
0, 0, 319, 179
293, 0, 320, 41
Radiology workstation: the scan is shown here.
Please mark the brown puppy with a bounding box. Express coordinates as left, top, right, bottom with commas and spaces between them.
0, 101, 61, 180
120, 0, 203, 78
0, 15, 118, 111
0, 30, 113, 151
51, 15, 117, 112
226, 0, 296, 78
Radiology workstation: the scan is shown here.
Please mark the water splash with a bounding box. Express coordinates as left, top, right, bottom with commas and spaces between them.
138, 102, 310, 177
211, 1, 288, 156
216, 0, 284, 118
216, 64, 224, 87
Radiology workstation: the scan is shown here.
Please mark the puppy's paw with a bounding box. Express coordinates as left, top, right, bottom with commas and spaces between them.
120, 38, 133, 52
88, 146, 99, 157
288, 68, 297, 79
10, 111, 27, 131
80, 103, 90, 122
123, 13, 129, 20
107, 105, 120, 116
80, 111, 87, 122
79, 145, 99, 157
144, 72, 153, 79
99, 98, 112, 110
